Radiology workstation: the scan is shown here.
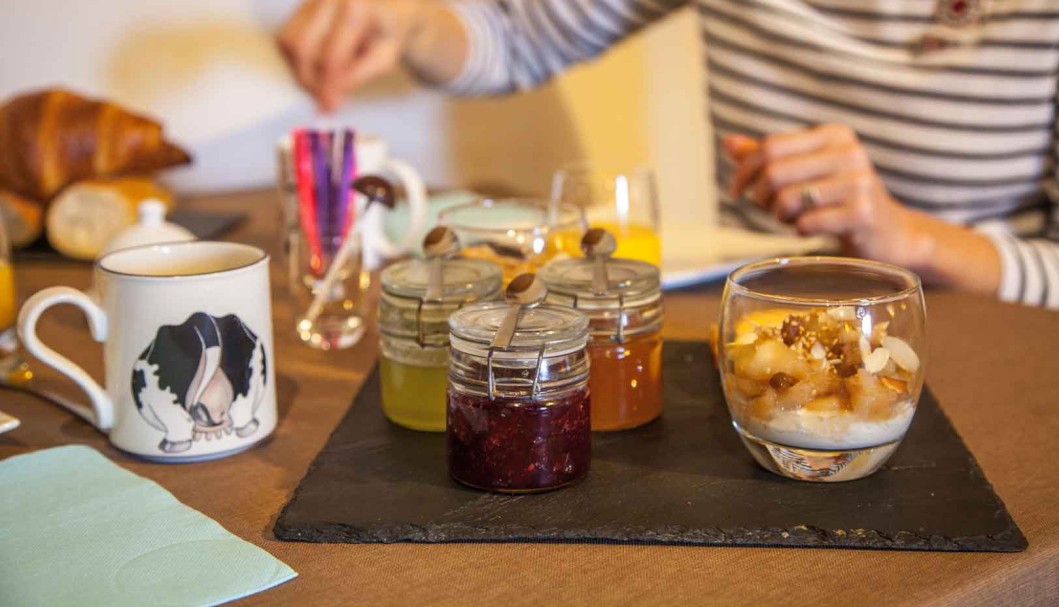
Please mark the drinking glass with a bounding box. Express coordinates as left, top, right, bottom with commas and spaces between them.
288, 215, 365, 351
718, 257, 926, 482
551, 166, 661, 266
438, 198, 586, 285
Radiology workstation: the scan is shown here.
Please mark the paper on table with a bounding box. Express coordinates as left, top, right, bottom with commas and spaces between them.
0, 446, 296, 607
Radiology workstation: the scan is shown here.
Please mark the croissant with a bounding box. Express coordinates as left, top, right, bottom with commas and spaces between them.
0, 88, 190, 201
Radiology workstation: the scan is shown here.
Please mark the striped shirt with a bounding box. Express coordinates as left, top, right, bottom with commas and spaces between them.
444, 0, 1059, 309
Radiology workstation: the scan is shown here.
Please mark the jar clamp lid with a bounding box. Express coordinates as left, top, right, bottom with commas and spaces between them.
538, 228, 661, 343
380, 227, 502, 347
448, 273, 588, 399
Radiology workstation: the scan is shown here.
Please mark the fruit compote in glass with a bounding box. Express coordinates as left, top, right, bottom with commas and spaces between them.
719, 257, 926, 482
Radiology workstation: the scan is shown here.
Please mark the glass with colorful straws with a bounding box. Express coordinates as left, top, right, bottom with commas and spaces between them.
540, 228, 664, 430
447, 273, 591, 493
379, 227, 502, 431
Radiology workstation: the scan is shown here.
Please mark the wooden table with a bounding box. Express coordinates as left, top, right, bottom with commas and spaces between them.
4, 190, 1059, 606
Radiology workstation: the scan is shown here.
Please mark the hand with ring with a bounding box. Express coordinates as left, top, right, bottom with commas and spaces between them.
723, 123, 934, 269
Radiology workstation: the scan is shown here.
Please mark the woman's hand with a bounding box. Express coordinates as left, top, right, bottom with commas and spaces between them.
724, 124, 1001, 295
277, 0, 464, 111
725, 124, 934, 268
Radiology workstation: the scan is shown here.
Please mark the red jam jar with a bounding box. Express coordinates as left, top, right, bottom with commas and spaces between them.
446, 274, 591, 493
540, 229, 663, 431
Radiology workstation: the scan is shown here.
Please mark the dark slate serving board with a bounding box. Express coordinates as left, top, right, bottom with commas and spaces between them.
275, 341, 1026, 552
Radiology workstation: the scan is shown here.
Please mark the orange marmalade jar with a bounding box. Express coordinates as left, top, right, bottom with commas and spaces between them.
540, 229, 663, 431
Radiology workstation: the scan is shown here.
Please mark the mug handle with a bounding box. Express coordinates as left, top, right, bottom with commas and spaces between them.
17, 287, 113, 431
376, 156, 428, 257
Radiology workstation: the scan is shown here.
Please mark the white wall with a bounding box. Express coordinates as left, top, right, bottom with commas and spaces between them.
0, 1, 714, 225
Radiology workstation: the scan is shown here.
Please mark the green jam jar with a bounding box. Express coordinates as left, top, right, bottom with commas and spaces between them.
379, 253, 501, 431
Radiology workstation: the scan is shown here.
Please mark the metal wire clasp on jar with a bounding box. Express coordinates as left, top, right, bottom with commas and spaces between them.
446, 273, 591, 493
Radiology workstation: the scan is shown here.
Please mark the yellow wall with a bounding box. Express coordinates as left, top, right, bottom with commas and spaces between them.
553, 34, 651, 175
446, 7, 714, 227
445, 31, 651, 198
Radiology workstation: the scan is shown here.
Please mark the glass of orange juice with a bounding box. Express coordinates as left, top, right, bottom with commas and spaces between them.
551, 166, 662, 267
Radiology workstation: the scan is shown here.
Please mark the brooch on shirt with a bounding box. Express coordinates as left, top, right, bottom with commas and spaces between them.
912, 0, 988, 55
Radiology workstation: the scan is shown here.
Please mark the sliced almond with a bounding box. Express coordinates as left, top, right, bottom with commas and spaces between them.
882, 336, 920, 373
863, 347, 890, 374
880, 376, 908, 393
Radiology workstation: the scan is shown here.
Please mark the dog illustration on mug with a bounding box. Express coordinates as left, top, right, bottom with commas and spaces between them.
131, 312, 268, 453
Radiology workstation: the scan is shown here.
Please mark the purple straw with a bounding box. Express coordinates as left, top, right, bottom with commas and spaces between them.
309, 131, 332, 257
334, 130, 356, 246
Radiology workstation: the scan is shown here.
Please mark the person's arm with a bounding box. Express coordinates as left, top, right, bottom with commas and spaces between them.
977, 206, 1059, 309
438, 0, 687, 95
278, 0, 687, 111
724, 126, 1059, 309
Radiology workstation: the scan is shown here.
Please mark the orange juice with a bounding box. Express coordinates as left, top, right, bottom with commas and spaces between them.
559, 221, 661, 267
0, 261, 15, 330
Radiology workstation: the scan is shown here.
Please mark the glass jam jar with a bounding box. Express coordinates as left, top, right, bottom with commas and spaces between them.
447, 274, 591, 493
539, 229, 663, 431
379, 228, 501, 431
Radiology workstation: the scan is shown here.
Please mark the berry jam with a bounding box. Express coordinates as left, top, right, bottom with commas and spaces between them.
447, 386, 591, 493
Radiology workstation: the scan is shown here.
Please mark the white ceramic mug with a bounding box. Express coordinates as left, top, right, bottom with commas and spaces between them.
18, 241, 277, 462
277, 133, 428, 270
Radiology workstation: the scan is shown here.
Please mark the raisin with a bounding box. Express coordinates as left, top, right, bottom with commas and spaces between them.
769, 372, 799, 392
780, 317, 804, 346
836, 362, 858, 378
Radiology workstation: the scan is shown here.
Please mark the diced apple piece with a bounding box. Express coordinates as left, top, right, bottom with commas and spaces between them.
774, 379, 814, 411
839, 323, 861, 344
881, 336, 920, 373
748, 390, 778, 422
736, 338, 810, 381
729, 375, 768, 399
846, 369, 898, 421
772, 369, 840, 411
804, 368, 840, 395
827, 306, 858, 321
730, 331, 759, 346
803, 394, 848, 415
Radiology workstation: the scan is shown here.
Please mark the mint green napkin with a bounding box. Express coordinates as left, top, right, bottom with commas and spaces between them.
0, 446, 296, 607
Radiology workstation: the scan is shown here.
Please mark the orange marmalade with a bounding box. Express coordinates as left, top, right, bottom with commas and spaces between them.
540, 233, 663, 431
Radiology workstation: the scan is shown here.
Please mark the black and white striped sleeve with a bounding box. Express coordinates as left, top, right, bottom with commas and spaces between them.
444, 0, 687, 95
979, 185, 1059, 310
